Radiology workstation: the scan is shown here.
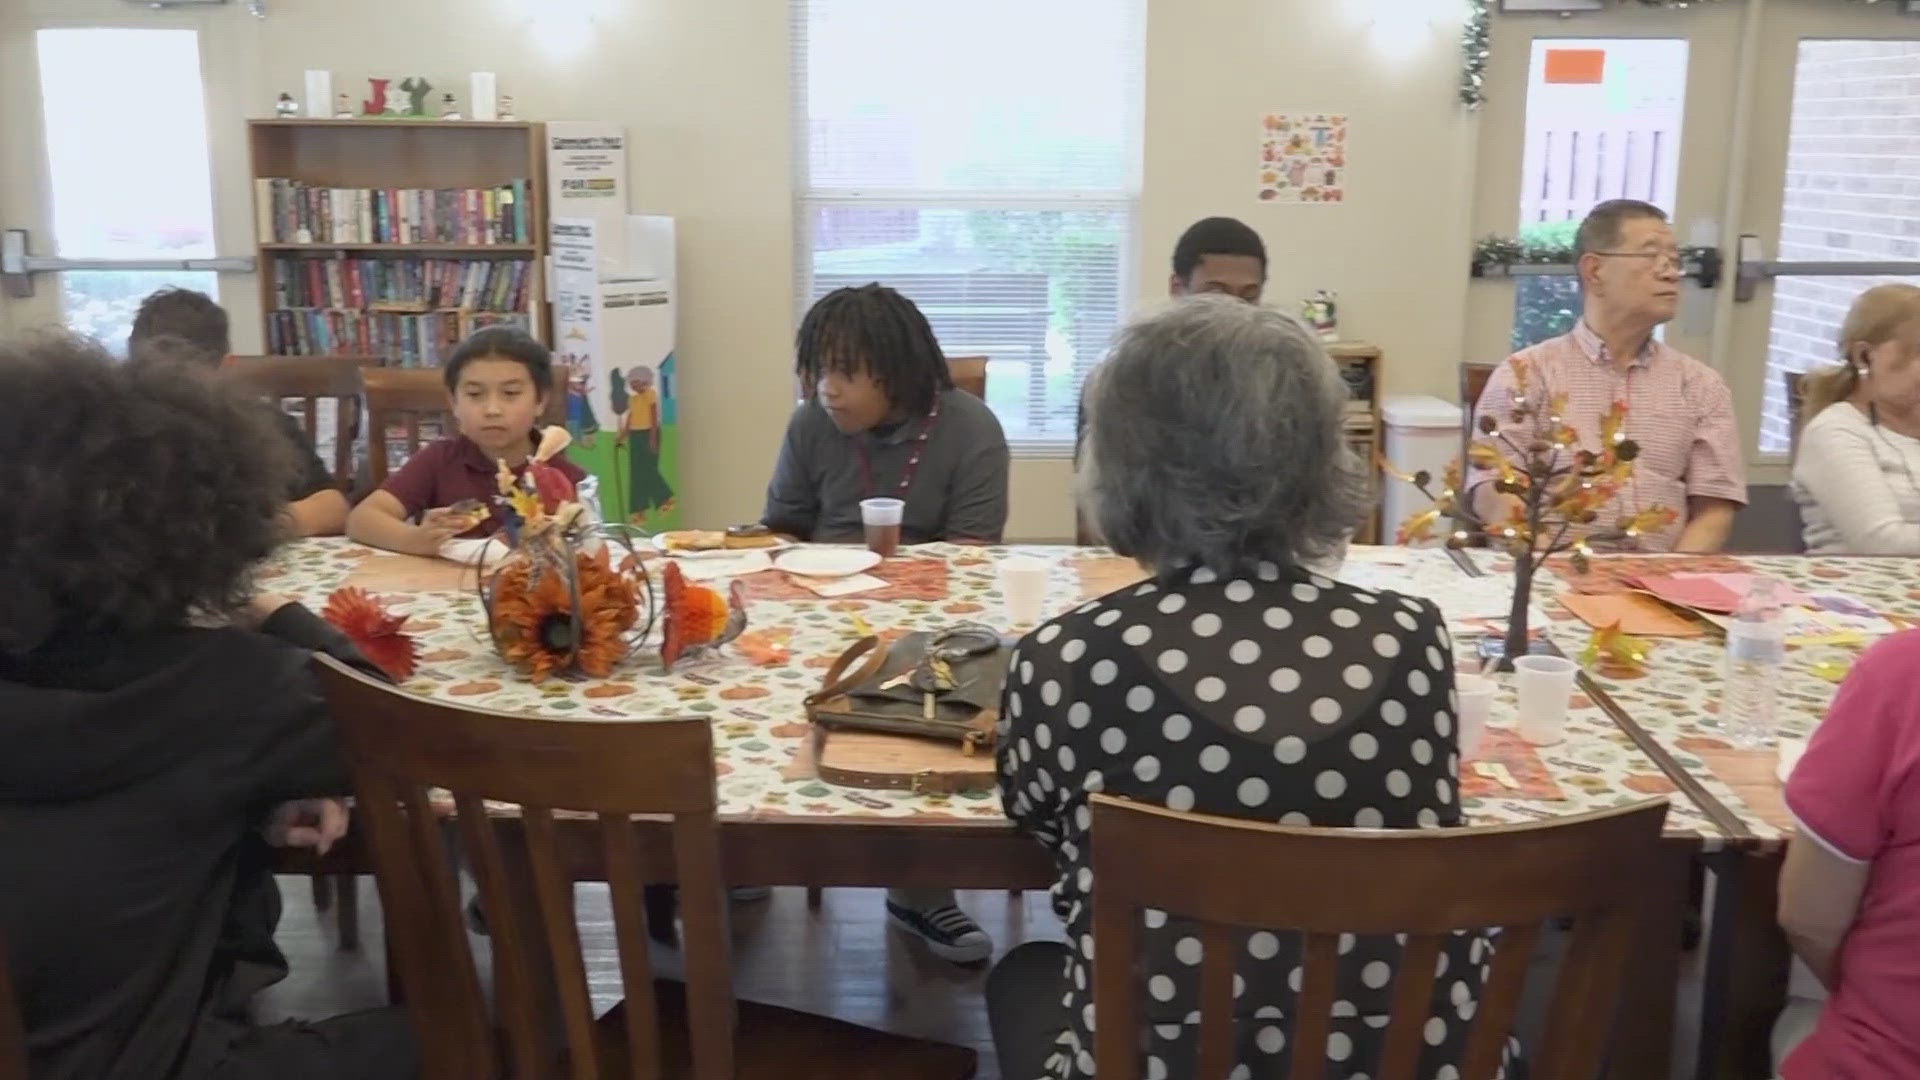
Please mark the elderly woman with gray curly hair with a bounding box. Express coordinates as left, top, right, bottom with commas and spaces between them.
986, 296, 1514, 1080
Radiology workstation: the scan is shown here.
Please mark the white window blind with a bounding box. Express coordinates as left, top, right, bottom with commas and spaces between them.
792, 0, 1144, 451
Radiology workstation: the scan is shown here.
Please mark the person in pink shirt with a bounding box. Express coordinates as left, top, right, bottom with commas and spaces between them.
1779, 629, 1920, 1077
1470, 200, 1747, 552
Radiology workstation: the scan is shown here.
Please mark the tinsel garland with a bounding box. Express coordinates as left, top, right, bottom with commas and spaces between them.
1461, 0, 1900, 108
1471, 234, 1715, 275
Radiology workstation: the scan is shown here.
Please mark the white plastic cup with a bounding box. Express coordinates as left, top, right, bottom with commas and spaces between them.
1513, 655, 1578, 746
859, 498, 905, 557
999, 555, 1049, 627
1454, 674, 1495, 759
859, 497, 904, 526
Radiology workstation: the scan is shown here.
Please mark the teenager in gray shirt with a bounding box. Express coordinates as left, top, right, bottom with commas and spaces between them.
761, 283, 1009, 963
765, 284, 1009, 546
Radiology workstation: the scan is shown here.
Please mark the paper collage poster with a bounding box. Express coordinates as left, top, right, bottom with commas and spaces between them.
1259, 113, 1348, 203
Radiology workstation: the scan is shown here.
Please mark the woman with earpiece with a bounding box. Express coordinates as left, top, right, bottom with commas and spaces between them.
1791, 283, 1920, 554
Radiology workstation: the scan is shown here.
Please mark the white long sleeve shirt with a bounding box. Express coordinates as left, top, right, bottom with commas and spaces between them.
1792, 402, 1920, 555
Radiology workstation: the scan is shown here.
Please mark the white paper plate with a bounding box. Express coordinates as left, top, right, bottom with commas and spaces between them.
774, 547, 883, 579
648, 532, 794, 559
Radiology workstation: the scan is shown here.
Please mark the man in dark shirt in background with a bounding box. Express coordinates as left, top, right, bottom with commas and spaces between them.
762, 283, 1009, 965
128, 288, 350, 537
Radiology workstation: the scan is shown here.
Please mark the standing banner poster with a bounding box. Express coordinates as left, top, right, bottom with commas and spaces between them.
546, 130, 681, 533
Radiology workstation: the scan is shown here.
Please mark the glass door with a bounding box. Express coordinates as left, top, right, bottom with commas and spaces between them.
0, 1, 250, 352
1725, 7, 1920, 466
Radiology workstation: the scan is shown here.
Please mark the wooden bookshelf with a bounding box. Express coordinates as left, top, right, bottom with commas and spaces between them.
247, 119, 548, 365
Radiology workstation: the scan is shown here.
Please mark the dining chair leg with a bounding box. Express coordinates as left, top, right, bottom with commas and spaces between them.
807, 886, 824, 908
310, 873, 333, 912
335, 873, 361, 951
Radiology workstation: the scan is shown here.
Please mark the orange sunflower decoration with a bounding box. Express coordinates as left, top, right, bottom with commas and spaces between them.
489, 547, 641, 683
320, 587, 418, 681
661, 561, 748, 671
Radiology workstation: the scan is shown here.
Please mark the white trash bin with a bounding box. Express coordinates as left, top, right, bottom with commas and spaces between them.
1381, 395, 1464, 545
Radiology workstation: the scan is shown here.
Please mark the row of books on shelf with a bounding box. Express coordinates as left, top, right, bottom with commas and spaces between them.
270, 256, 535, 313
254, 178, 532, 246
267, 309, 531, 368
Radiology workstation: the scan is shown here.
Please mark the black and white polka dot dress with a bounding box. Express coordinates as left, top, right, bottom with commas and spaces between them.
998, 563, 1513, 1080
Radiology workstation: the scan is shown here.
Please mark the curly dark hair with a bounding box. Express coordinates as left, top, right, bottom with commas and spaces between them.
795, 284, 953, 415
0, 334, 296, 656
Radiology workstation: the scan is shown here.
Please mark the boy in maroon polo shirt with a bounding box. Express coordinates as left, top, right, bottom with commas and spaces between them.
347, 327, 586, 556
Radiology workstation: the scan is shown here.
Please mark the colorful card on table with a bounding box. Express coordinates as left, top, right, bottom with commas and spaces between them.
1558, 592, 1705, 637
1630, 573, 1810, 615
738, 558, 950, 602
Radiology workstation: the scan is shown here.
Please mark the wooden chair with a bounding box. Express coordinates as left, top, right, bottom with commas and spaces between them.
1459, 361, 1498, 465
1785, 370, 1809, 459
1090, 796, 1668, 1080
222, 355, 374, 490
360, 366, 452, 486
312, 655, 978, 1080
0, 930, 26, 1080
946, 355, 988, 400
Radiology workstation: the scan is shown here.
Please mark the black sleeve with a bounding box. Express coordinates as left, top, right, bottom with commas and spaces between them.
762, 406, 821, 540
272, 408, 336, 500
242, 603, 391, 805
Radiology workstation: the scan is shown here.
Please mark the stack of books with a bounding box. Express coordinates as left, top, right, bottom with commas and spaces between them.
269, 256, 534, 312
254, 179, 532, 246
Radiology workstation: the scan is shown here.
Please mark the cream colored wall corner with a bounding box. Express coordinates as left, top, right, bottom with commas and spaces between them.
222, 0, 1480, 544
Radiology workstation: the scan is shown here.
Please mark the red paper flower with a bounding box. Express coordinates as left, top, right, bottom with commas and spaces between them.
321, 587, 418, 681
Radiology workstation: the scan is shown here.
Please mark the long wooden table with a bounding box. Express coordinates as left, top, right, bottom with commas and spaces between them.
270, 538, 1786, 1079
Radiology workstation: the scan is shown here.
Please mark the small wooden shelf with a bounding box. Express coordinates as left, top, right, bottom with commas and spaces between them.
261, 243, 539, 254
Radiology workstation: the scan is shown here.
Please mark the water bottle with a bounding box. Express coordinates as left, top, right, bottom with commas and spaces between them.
1722, 578, 1786, 749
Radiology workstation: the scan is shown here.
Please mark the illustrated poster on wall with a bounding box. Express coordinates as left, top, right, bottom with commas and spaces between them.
1258, 113, 1348, 203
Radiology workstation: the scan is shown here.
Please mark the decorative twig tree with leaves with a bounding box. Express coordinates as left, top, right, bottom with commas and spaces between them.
1385, 357, 1676, 666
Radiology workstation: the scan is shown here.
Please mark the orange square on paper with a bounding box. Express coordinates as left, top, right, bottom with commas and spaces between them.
1545, 49, 1606, 85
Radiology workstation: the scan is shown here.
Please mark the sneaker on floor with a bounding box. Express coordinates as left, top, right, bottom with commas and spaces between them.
886, 900, 993, 964
730, 886, 773, 902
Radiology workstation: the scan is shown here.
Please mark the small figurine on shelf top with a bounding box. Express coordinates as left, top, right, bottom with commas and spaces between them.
274, 92, 299, 118
1301, 290, 1339, 342
440, 92, 461, 120
333, 92, 353, 119
498, 94, 517, 121
361, 77, 390, 117
400, 77, 433, 117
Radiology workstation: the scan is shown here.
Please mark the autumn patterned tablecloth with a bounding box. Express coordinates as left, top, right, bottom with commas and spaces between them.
1469, 549, 1920, 848
259, 539, 1731, 842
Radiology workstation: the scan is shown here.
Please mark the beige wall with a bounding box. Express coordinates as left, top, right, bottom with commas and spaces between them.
13, 0, 1487, 541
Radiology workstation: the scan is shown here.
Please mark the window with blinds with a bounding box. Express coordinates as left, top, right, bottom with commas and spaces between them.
792, 0, 1144, 451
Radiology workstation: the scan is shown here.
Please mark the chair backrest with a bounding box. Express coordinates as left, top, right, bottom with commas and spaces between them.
1090, 796, 1667, 1080
1785, 370, 1809, 459
946, 355, 988, 400
223, 355, 372, 490
312, 655, 735, 1080
360, 366, 453, 485
0, 929, 27, 1080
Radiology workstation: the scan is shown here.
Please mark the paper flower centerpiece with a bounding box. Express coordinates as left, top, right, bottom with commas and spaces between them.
478, 425, 654, 683
322, 587, 418, 681
660, 561, 748, 671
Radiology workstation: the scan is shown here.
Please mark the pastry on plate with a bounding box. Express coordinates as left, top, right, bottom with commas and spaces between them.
723, 523, 783, 550
657, 529, 726, 552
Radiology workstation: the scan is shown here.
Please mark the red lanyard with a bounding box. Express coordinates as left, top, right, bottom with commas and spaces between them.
857, 397, 942, 499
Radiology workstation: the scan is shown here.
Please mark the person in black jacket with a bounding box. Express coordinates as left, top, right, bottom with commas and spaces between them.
0, 334, 417, 1080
